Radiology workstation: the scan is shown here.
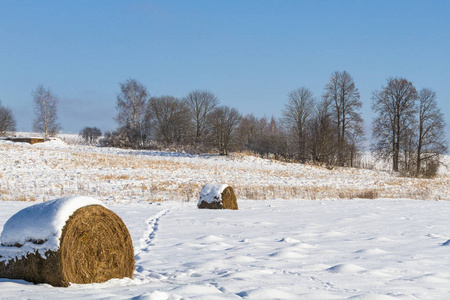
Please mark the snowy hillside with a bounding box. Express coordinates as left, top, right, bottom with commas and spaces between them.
1, 138, 449, 202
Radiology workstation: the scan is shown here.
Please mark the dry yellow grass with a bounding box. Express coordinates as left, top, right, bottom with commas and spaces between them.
98, 174, 131, 181
338, 189, 379, 200
1, 195, 37, 202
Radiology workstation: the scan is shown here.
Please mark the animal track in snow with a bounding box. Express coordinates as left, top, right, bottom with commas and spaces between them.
139, 209, 170, 253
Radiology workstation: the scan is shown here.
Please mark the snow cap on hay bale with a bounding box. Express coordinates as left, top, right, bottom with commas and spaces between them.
198, 184, 238, 210
0, 196, 134, 287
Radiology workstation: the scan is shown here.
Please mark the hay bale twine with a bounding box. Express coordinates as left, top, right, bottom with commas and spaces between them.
0, 196, 134, 287
197, 184, 238, 210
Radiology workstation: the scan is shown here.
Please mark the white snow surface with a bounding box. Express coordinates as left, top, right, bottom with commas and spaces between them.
198, 184, 229, 205
0, 196, 103, 261
0, 199, 450, 298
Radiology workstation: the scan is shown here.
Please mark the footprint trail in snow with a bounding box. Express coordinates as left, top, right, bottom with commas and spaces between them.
139, 209, 170, 253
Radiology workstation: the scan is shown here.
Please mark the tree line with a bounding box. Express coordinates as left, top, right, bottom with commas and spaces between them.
0, 71, 447, 177
103, 72, 366, 165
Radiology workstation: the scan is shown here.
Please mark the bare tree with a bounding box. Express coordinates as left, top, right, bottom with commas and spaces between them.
146, 96, 191, 145
207, 106, 241, 155
323, 71, 363, 166
0, 100, 16, 136
116, 79, 148, 129
236, 114, 288, 159
283, 87, 316, 162
80, 127, 102, 144
346, 117, 365, 167
309, 99, 338, 167
237, 114, 259, 150
372, 77, 418, 172
253, 116, 288, 160
32, 85, 60, 139
184, 90, 219, 144
416, 88, 447, 176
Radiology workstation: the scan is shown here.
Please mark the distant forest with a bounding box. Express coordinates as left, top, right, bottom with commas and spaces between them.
0, 71, 447, 178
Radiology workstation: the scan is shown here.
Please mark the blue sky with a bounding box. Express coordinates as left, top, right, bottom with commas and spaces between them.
0, 1, 449, 138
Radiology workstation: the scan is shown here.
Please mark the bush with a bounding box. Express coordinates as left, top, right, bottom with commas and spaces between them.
100, 126, 144, 149
79, 127, 102, 144
422, 158, 440, 178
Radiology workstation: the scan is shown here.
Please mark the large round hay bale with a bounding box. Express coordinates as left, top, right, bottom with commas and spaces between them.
197, 184, 238, 210
0, 197, 134, 287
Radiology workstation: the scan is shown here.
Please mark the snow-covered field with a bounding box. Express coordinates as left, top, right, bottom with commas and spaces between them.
1, 199, 450, 299
1, 138, 450, 299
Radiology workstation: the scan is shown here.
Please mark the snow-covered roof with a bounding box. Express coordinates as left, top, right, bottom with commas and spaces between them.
0, 196, 103, 261
198, 184, 229, 205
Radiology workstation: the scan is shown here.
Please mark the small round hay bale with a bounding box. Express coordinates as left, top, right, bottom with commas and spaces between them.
197, 184, 238, 210
0, 197, 134, 287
